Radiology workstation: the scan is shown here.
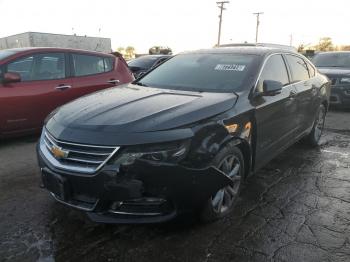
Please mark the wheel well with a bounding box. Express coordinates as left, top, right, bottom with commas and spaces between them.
322, 100, 329, 111
223, 139, 252, 180
236, 141, 252, 180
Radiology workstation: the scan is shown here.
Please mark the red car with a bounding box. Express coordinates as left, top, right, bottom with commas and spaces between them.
0, 48, 134, 138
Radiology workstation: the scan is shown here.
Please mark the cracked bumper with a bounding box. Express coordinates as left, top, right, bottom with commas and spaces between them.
37, 146, 232, 223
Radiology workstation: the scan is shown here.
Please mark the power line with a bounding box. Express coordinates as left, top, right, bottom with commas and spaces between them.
253, 12, 264, 44
217, 1, 229, 46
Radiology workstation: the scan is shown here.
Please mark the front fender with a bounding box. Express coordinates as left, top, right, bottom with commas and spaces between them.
187, 119, 253, 173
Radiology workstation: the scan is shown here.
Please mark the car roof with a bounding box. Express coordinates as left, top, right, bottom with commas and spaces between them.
184, 46, 298, 56
0, 47, 113, 57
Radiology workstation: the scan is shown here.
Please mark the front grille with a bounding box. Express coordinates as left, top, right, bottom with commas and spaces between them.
41, 131, 119, 174
330, 78, 338, 85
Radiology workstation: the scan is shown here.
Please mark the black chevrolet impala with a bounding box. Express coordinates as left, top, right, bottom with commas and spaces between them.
37, 46, 330, 223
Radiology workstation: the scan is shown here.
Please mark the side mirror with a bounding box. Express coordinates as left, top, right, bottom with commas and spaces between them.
262, 80, 283, 96
3, 72, 21, 84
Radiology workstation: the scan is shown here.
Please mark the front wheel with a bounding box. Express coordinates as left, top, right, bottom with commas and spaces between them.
200, 144, 244, 222
304, 104, 326, 146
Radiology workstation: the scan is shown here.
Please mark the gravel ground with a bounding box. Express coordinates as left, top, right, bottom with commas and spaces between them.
0, 110, 349, 262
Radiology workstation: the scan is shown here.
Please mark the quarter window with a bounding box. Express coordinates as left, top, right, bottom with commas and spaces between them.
73, 54, 113, 77
257, 55, 289, 92
285, 55, 309, 82
104, 57, 114, 72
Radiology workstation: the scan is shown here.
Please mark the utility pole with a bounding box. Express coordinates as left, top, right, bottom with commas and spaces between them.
253, 12, 263, 44
217, 1, 229, 46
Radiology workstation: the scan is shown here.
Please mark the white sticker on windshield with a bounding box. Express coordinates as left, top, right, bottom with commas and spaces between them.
214, 64, 246, 71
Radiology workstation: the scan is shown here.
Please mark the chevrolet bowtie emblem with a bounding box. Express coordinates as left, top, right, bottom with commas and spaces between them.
50, 145, 69, 159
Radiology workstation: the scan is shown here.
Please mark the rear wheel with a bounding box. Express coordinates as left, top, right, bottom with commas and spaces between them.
304, 104, 326, 146
200, 144, 244, 222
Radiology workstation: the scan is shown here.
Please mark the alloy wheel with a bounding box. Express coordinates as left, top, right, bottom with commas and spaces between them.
314, 106, 326, 142
211, 154, 241, 214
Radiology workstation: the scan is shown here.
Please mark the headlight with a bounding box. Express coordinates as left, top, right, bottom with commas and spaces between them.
111, 140, 190, 166
340, 77, 350, 84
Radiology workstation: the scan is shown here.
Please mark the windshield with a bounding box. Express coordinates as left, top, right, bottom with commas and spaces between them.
138, 53, 256, 92
128, 56, 160, 69
313, 53, 350, 68
0, 49, 18, 61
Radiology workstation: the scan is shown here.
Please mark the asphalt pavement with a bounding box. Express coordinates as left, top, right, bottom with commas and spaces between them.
0, 109, 349, 262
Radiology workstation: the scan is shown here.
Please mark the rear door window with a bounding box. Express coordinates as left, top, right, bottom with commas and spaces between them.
72, 54, 112, 76
285, 55, 310, 82
32, 53, 65, 80
257, 54, 289, 92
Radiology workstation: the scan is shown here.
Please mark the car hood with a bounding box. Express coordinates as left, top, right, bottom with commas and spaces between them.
48, 84, 238, 135
318, 67, 350, 77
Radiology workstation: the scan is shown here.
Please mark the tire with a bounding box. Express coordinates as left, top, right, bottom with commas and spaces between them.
200, 143, 244, 222
304, 104, 326, 147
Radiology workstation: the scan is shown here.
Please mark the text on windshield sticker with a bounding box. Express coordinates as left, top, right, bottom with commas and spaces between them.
214, 64, 246, 71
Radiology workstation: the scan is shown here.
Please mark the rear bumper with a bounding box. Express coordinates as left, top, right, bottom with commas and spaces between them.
37, 144, 232, 224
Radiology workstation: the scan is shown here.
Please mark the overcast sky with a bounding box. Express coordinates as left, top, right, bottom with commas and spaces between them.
0, 0, 349, 53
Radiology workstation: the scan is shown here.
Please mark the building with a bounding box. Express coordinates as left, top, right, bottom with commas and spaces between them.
0, 32, 112, 53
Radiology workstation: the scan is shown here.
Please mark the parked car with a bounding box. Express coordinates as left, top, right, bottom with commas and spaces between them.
0, 47, 133, 138
313, 51, 350, 108
149, 46, 173, 55
37, 46, 330, 224
127, 55, 172, 79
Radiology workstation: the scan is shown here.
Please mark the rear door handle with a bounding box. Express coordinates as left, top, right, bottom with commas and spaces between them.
107, 79, 120, 84
55, 84, 71, 90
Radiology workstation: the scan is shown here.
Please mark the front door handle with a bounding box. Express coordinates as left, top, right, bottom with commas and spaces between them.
55, 84, 71, 90
107, 79, 120, 85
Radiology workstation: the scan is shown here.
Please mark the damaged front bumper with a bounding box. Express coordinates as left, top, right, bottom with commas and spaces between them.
37, 147, 233, 224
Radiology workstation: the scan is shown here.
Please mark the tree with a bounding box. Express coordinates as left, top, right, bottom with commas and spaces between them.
340, 45, 350, 51
316, 37, 334, 51
125, 46, 135, 59
297, 44, 305, 53
116, 47, 125, 53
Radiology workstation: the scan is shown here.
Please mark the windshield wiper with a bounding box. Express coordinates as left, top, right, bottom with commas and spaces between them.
133, 82, 148, 87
